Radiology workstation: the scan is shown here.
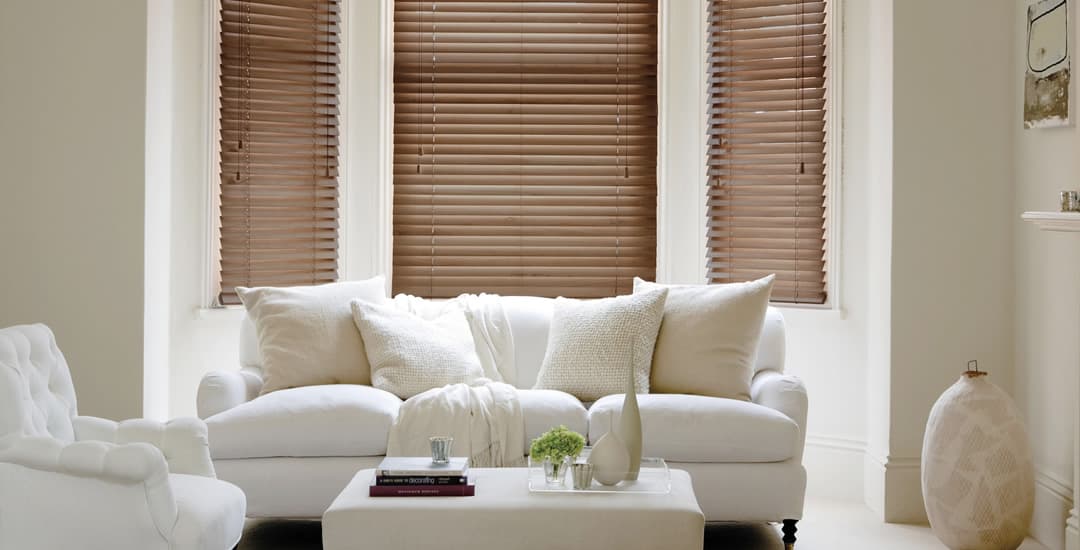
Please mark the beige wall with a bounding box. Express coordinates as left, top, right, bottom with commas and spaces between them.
0, 0, 148, 420
1014, 1, 1080, 549
876, 0, 1017, 523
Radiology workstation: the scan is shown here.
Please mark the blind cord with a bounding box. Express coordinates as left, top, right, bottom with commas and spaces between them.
794, 0, 805, 302
430, 1, 437, 298
242, 0, 252, 289
614, 0, 622, 296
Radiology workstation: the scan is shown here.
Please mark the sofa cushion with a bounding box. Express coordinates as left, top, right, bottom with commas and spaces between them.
236, 277, 387, 395
532, 289, 668, 401
351, 299, 484, 399
517, 389, 588, 455
634, 276, 775, 401
587, 394, 798, 463
206, 385, 401, 459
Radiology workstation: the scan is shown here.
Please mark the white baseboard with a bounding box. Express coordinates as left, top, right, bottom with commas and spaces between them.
863, 453, 927, 524
1031, 470, 1072, 550
804, 434, 866, 501
1066, 509, 1079, 550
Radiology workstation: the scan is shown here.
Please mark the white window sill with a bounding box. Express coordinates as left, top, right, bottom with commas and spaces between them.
194, 305, 246, 321
774, 302, 846, 320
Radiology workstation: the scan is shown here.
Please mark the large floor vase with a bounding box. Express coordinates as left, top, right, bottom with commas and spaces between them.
922, 370, 1034, 550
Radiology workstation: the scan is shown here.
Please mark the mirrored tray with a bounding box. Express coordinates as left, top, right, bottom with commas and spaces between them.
527, 453, 671, 494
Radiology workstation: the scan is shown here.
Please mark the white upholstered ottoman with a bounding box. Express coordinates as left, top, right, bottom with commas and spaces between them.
323, 468, 704, 550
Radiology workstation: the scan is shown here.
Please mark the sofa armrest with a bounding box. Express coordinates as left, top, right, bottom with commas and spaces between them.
0, 435, 177, 543
750, 369, 808, 462
72, 416, 216, 478
197, 367, 263, 420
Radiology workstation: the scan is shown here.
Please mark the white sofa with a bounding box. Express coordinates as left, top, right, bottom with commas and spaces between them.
197, 297, 807, 527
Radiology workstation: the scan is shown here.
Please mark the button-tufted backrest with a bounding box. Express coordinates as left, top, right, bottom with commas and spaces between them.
0, 324, 78, 441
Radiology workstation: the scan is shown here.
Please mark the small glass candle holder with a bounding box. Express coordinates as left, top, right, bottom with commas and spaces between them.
571, 462, 595, 490
429, 436, 453, 464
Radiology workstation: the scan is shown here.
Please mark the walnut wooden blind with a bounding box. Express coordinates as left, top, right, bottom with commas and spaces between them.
216, 0, 340, 305
706, 0, 829, 304
392, 0, 659, 298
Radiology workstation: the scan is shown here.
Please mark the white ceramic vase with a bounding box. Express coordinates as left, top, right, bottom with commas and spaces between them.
618, 363, 642, 481
589, 420, 630, 486
922, 369, 1034, 550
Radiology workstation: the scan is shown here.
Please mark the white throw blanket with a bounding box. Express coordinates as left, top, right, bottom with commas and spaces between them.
386, 381, 525, 468
387, 293, 524, 467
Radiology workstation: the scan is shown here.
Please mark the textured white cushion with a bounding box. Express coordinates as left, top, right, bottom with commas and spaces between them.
588, 393, 799, 463
237, 277, 388, 394
634, 276, 774, 401
170, 473, 246, 550
517, 389, 588, 454
206, 385, 402, 459
532, 289, 668, 401
352, 300, 484, 399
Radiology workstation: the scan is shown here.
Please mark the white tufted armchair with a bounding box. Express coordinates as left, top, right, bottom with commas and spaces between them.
0, 324, 246, 550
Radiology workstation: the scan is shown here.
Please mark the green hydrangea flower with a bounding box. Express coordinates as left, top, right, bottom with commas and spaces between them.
529, 425, 586, 463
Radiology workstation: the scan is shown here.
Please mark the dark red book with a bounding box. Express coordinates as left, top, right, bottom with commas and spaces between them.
369, 484, 475, 497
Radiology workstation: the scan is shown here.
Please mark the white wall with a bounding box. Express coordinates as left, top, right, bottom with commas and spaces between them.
164, 0, 247, 421
871, 0, 1017, 523
1014, 1, 1080, 549
0, 0, 148, 420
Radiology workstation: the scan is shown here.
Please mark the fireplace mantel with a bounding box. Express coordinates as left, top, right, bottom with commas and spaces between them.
1022, 210, 1080, 550
1022, 211, 1080, 232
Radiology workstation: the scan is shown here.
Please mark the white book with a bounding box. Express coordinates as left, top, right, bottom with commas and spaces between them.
376, 457, 469, 477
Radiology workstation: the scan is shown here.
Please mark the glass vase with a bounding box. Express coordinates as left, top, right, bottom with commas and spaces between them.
543, 456, 569, 485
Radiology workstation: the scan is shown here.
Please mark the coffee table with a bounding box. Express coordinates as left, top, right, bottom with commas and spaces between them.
322, 467, 704, 550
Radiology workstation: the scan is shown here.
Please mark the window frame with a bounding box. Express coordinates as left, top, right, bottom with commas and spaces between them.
388, 1, 656, 300
203, 0, 377, 307
687, 0, 843, 309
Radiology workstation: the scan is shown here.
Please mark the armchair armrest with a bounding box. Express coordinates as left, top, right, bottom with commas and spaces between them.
197, 367, 263, 419
72, 416, 216, 478
0, 435, 177, 545
751, 369, 808, 462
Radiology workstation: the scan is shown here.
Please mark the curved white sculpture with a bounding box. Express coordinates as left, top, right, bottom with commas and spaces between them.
922, 368, 1034, 550
589, 428, 630, 486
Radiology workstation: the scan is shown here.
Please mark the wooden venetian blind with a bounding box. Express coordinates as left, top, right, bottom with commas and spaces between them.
392, 0, 659, 298
217, 0, 341, 305
706, 0, 829, 304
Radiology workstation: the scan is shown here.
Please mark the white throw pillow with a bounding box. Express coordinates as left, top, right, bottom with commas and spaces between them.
237, 277, 388, 395
532, 288, 668, 402
351, 299, 485, 399
634, 275, 774, 401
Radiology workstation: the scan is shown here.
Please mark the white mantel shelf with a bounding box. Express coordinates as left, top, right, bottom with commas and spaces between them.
1022, 211, 1080, 232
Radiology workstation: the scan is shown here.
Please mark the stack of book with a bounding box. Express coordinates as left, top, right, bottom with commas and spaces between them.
369, 457, 475, 497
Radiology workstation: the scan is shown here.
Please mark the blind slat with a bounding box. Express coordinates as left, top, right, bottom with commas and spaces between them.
706, 0, 830, 304
217, 0, 341, 305
393, 2, 658, 298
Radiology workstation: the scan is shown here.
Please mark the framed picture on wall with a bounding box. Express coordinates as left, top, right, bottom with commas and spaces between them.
1025, 0, 1072, 128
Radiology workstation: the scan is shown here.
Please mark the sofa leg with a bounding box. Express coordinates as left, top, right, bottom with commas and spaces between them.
781, 519, 798, 550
